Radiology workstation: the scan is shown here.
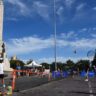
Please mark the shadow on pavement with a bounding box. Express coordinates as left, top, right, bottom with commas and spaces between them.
69, 91, 96, 95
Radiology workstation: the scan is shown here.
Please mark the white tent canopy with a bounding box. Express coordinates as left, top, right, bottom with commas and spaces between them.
24, 60, 42, 67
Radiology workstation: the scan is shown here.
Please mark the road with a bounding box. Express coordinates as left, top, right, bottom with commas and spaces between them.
13, 76, 96, 96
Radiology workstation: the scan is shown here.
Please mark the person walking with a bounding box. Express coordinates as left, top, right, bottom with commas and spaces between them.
85, 64, 89, 81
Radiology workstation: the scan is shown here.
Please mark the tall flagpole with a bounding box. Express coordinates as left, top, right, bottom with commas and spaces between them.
53, 0, 57, 71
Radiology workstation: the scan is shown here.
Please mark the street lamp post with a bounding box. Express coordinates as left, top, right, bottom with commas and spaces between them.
53, 0, 57, 71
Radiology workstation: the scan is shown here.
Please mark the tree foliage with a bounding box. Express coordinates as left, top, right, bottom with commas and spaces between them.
76, 60, 89, 71
41, 62, 50, 69
40, 59, 92, 72
66, 59, 75, 69
10, 60, 25, 69
92, 51, 96, 66
10, 58, 96, 72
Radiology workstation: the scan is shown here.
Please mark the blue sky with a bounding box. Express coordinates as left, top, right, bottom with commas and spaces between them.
3, 0, 96, 63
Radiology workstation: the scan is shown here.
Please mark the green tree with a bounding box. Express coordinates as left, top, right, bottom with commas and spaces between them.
76, 60, 89, 71
57, 62, 65, 71
41, 62, 50, 69
66, 59, 75, 69
92, 50, 96, 66
10, 60, 25, 69
50, 62, 55, 71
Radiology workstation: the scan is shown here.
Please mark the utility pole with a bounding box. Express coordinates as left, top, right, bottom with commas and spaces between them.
53, 0, 57, 71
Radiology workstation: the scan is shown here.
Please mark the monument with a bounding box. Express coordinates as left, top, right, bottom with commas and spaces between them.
0, 0, 12, 71
0, 0, 3, 53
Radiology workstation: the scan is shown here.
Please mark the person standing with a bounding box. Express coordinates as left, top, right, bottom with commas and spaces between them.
0, 57, 5, 87
16, 63, 21, 78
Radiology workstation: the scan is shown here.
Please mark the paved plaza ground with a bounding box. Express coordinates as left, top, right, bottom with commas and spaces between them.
12, 76, 96, 96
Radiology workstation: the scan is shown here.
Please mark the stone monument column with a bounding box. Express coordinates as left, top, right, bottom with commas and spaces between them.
0, 0, 12, 71
0, 0, 3, 53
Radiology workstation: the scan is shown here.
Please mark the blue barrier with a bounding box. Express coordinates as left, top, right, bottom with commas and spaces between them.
52, 71, 61, 78
88, 71, 95, 77
80, 71, 86, 77
52, 71, 56, 78
52, 71, 69, 78
55, 71, 61, 78
62, 71, 68, 78
80, 71, 95, 77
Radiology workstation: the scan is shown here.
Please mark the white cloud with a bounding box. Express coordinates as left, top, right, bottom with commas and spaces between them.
78, 27, 96, 34
5, 0, 96, 24
78, 28, 87, 33
70, 38, 96, 48
6, 35, 96, 56
76, 3, 85, 11
91, 34, 96, 38
60, 31, 77, 39
6, 0, 51, 20
6, 0, 19, 4
57, 6, 64, 16
6, 0, 30, 17
56, 6, 64, 22
6, 37, 54, 55
72, 3, 89, 22
32, 1, 50, 20
6, 17, 18, 21
37, 56, 88, 63
64, 0, 75, 8
57, 38, 96, 49
93, 27, 96, 31
93, 7, 96, 11
56, 0, 61, 2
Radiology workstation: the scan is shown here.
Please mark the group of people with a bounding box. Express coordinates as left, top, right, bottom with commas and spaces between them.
15, 65, 51, 79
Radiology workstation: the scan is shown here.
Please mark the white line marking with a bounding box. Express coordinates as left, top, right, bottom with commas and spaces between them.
88, 81, 94, 96
89, 90, 92, 93
90, 95, 93, 96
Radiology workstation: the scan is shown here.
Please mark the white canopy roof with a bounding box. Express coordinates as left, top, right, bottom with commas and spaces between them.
24, 61, 42, 67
